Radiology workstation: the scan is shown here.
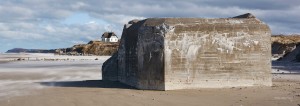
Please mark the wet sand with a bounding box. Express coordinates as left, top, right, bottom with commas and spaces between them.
0, 53, 300, 106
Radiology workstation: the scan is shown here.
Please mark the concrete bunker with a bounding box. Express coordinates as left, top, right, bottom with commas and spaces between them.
102, 13, 272, 90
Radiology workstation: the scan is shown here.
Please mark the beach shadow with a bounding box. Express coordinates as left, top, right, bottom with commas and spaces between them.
39, 80, 136, 89
272, 61, 300, 73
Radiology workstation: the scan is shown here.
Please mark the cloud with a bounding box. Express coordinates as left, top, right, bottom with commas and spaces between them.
0, 0, 300, 52
0, 31, 45, 40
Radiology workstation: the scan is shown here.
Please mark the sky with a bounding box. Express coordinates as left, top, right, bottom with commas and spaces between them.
0, 0, 300, 52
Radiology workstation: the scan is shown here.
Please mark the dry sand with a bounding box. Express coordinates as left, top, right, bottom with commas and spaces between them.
0, 53, 300, 106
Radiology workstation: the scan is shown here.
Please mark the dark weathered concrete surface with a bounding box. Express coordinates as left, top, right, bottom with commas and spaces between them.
102, 13, 272, 90
102, 52, 118, 81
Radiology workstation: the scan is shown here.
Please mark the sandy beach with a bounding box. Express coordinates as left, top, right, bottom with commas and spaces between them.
0, 53, 299, 106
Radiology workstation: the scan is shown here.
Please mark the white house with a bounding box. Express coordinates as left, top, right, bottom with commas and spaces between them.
101, 32, 118, 42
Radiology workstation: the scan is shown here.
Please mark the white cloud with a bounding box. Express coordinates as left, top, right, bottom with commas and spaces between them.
45, 25, 56, 32
71, 40, 86, 45
0, 23, 9, 31
0, 31, 45, 40
71, 2, 87, 10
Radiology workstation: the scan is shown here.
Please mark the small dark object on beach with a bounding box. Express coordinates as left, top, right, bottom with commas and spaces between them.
95, 58, 98, 60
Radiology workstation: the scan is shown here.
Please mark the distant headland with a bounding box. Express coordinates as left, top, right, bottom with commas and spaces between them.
6, 32, 119, 56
